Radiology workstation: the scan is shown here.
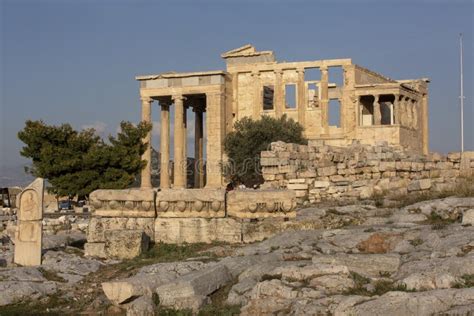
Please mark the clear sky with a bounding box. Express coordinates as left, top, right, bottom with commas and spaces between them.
1, 0, 473, 170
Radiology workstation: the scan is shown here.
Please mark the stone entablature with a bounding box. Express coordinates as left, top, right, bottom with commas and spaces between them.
156, 189, 226, 218
227, 190, 296, 219
136, 44, 429, 190
261, 141, 474, 203
90, 189, 156, 218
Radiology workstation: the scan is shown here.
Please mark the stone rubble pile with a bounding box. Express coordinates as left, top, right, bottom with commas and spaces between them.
261, 140, 474, 203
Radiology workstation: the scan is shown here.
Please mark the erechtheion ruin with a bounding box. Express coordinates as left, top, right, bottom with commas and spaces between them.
136, 44, 430, 189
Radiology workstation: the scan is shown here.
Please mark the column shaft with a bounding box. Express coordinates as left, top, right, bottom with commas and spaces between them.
205, 91, 225, 188
194, 109, 204, 188
422, 94, 429, 155
140, 96, 152, 189
252, 72, 260, 119
373, 95, 381, 125
173, 95, 186, 188
320, 66, 329, 134
160, 104, 170, 189
274, 70, 284, 117
297, 69, 306, 127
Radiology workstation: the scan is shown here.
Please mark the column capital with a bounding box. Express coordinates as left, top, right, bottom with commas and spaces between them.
320, 66, 328, 72
296, 68, 305, 74
373, 95, 379, 102
172, 95, 186, 102
140, 96, 153, 103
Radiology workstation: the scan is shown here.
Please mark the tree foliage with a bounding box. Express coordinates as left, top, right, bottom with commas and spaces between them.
223, 115, 306, 187
18, 120, 151, 198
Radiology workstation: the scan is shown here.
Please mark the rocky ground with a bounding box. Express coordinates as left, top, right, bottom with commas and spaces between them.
1, 196, 474, 315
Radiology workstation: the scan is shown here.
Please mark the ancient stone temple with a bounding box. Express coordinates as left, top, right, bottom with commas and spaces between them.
136, 44, 429, 189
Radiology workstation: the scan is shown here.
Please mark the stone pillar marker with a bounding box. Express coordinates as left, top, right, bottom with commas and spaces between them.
194, 105, 204, 188
140, 96, 153, 189
160, 102, 170, 189
14, 178, 44, 266
320, 66, 329, 134
373, 95, 381, 125
173, 95, 186, 188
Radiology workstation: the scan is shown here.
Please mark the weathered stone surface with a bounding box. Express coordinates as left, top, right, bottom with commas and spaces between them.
156, 188, 225, 218
154, 217, 242, 244
102, 261, 210, 305
84, 242, 106, 258
227, 189, 296, 219
343, 289, 474, 315
155, 264, 232, 311
0, 267, 56, 306
104, 230, 150, 259
462, 209, 474, 225
312, 254, 401, 277
90, 189, 155, 217
87, 217, 155, 243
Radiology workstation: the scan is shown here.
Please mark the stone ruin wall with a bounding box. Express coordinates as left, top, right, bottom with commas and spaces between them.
84, 188, 297, 259
261, 140, 474, 204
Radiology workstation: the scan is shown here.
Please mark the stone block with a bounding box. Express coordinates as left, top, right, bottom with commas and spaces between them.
313, 181, 330, 188
104, 230, 150, 259
318, 166, 337, 177
287, 183, 308, 190
462, 209, 474, 225
395, 161, 412, 171
288, 178, 306, 184
407, 179, 432, 191
156, 264, 232, 311
89, 189, 155, 218
84, 242, 106, 258
227, 189, 296, 219
154, 218, 242, 244
156, 189, 225, 218
87, 217, 155, 243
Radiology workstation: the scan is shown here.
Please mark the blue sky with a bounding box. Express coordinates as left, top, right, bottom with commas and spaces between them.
1, 0, 473, 169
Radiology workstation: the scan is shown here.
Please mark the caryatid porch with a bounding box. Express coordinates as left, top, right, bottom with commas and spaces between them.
136, 71, 227, 190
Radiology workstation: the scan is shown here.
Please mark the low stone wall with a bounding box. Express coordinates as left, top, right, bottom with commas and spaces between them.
261, 141, 474, 204
84, 188, 297, 259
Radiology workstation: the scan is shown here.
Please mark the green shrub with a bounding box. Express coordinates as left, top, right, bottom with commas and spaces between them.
223, 115, 306, 187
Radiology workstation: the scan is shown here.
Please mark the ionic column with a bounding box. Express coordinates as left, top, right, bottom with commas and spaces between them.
393, 95, 400, 125
173, 95, 186, 189
373, 95, 381, 125
411, 100, 418, 129
206, 91, 225, 188
320, 66, 329, 134
297, 68, 306, 127
358, 97, 363, 126
422, 93, 429, 155
251, 71, 260, 119
194, 105, 204, 188
159, 102, 170, 189
140, 96, 153, 189
183, 104, 188, 180
274, 70, 284, 117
